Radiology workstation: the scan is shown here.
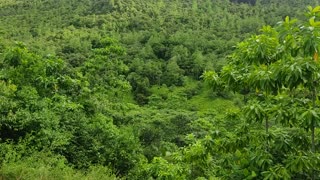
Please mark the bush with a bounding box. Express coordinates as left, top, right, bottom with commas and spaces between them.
0, 150, 117, 180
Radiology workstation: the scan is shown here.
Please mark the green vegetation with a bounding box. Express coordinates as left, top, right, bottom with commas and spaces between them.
0, 0, 319, 179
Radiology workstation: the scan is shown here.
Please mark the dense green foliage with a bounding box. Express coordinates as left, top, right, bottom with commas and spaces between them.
0, 0, 320, 179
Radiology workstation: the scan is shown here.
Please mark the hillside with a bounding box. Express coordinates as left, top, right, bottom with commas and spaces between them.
0, 0, 319, 179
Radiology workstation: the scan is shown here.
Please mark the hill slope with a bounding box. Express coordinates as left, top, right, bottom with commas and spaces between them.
0, 0, 318, 179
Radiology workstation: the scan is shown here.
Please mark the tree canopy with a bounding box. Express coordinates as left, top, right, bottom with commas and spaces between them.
0, 0, 319, 179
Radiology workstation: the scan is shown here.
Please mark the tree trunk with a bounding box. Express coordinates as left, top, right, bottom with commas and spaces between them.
311, 86, 316, 180
312, 86, 316, 153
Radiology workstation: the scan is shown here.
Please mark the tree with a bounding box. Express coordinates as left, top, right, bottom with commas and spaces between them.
203, 6, 320, 179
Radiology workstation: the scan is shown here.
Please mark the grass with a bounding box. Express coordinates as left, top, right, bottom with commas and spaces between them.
189, 86, 237, 115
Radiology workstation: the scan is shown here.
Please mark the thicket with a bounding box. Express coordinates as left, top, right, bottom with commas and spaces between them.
0, 0, 319, 179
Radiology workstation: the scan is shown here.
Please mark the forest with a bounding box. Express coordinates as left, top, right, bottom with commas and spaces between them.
0, 0, 320, 179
